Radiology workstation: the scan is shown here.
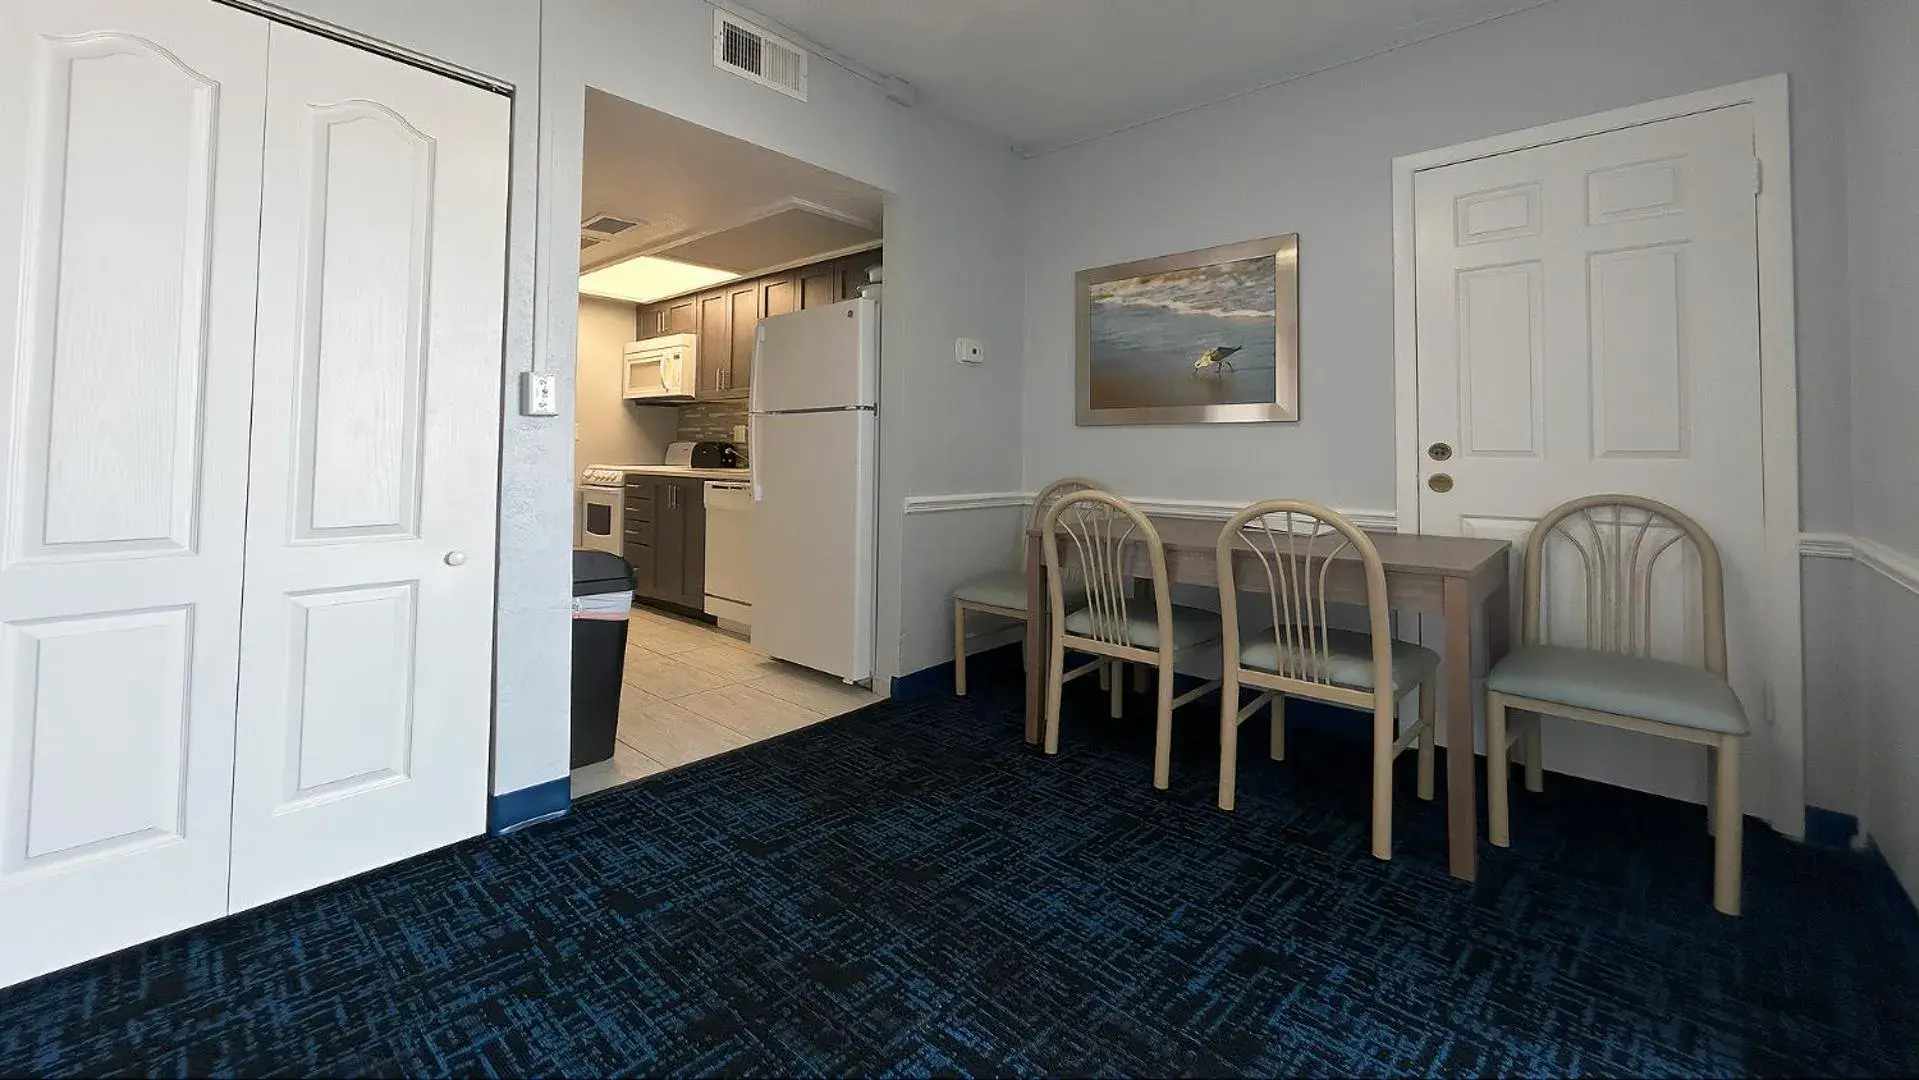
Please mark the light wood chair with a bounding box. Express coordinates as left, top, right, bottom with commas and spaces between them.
1216, 500, 1439, 861
1041, 490, 1222, 789
951, 476, 1104, 696
1486, 494, 1748, 915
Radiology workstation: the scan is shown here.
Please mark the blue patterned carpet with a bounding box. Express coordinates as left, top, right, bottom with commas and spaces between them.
4, 663, 1917, 1077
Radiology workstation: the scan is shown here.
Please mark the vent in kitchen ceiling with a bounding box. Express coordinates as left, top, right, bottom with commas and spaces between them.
581, 213, 643, 241
713, 10, 807, 101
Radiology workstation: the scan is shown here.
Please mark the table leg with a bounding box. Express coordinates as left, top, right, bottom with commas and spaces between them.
1442, 576, 1478, 882
1484, 577, 1513, 783
1024, 538, 1046, 745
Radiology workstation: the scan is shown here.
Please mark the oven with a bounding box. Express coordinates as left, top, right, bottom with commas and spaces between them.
577, 469, 625, 555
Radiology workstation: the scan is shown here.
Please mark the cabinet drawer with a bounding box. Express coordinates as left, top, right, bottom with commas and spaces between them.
624, 499, 654, 524
624, 519, 655, 545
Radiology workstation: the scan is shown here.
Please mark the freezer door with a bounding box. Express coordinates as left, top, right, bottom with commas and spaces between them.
749, 410, 875, 682
751, 298, 877, 413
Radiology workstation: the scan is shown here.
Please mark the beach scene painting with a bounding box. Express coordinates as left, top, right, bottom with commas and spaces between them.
1076, 234, 1298, 425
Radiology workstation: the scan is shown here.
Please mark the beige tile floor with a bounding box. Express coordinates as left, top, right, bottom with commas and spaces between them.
570, 605, 882, 798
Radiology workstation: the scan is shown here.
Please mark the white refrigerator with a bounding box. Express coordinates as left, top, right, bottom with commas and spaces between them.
749, 298, 878, 683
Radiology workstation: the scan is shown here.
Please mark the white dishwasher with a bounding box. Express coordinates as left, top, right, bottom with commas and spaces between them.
703, 480, 755, 627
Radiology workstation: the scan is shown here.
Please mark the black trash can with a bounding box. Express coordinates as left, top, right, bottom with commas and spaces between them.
571, 550, 634, 769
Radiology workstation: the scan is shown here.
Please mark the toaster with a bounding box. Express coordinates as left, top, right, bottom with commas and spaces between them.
690, 440, 741, 469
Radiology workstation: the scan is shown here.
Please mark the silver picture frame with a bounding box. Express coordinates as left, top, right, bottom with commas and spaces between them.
1075, 234, 1299, 426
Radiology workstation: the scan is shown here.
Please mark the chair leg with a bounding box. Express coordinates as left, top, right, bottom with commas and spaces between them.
1416, 679, 1435, 802
1486, 692, 1510, 848
1218, 670, 1240, 811
1713, 736, 1743, 916
1370, 702, 1394, 860
1108, 660, 1123, 719
1524, 712, 1544, 793
1133, 661, 1148, 695
1269, 693, 1286, 762
1043, 634, 1066, 756
1705, 744, 1718, 837
953, 602, 968, 697
1099, 659, 1111, 692
1153, 658, 1174, 791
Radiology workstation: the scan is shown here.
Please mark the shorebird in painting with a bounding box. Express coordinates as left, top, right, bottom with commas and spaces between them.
1192, 344, 1241, 377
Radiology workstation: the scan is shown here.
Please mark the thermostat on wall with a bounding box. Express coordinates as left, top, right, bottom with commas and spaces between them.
956, 338, 984, 365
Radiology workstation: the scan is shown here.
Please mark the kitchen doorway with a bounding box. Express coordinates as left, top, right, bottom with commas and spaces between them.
569, 89, 888, 798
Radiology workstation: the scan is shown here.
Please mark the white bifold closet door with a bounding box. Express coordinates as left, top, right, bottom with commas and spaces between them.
0, 0, 268, 990
226, 23, 508, 913
0, 0, 508, 986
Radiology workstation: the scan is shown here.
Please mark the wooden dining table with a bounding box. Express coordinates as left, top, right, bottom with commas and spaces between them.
1023, 515, 1512, 882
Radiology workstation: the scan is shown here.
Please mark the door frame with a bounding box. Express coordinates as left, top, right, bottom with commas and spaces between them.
1389, 74, 1804, 838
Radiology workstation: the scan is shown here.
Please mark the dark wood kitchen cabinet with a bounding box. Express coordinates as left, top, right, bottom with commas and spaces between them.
635, 295, 696, 338
623, 474, 706, 612
797, 262, 838, 310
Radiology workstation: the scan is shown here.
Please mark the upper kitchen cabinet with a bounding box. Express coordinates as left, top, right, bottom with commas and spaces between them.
634, 295, 696, 338
760, 272, 797, 319
797, 262, 839, 310
725, 282, 758, 399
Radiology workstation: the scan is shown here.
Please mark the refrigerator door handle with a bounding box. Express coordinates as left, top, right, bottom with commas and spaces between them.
749, 412, 764, 502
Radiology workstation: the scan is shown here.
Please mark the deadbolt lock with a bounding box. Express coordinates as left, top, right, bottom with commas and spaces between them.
1427, 473, 1454, 493
1427, 442, 1453, 461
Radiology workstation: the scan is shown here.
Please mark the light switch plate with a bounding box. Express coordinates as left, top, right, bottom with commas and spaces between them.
521, 371, 558, 416
956, 337, 984, 365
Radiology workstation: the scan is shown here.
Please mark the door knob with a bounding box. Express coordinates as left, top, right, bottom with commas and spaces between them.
1427, 474, 1454, 494
444, 550, 467, 566
1427, 442, 1453, 461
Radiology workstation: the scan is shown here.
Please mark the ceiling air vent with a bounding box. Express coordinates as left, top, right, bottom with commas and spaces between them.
581, 213, 643, 241
713, 9, 807, 101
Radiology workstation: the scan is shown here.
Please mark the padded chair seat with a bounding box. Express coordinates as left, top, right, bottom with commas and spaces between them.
1063, 604, 1221, 651
1486, 645, 1749, 735
1239, 628, 1439, 695
951, 569, 1031, 610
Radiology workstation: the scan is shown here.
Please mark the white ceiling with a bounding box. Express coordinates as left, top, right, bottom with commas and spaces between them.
581, 88, 884, 269
738, 0, 1544, 152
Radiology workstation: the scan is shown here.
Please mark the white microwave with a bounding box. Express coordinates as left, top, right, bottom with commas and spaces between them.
622, 333, 698, 400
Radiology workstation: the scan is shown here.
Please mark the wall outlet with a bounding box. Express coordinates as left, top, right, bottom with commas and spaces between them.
956, 337, 984, 365
520, 371, 558, 416
732, 424, 748, 443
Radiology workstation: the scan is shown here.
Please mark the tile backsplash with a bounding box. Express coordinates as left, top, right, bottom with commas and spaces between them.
678, 400, 750, 459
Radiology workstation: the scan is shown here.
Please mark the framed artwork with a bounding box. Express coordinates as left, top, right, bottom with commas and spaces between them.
1075, 234, 1299, 425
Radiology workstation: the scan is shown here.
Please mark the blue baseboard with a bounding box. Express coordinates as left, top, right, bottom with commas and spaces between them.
894, 643, 1024, 701
1803, 805, 1861, 850
487, 776, 571, 836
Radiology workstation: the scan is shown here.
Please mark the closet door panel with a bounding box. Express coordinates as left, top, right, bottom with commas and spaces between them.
228, 24, 509, 912
0, 0, 267, 989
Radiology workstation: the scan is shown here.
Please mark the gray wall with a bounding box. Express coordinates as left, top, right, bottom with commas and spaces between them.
1842, 0, 1919, 897
1015, 0, 1856, 817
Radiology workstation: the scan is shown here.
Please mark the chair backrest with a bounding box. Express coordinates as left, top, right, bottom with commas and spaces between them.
1041, 489, 1169, 651
1521, 494, 1727, 676
1018, 476, 1105, 564
1216, 500, 1393, 699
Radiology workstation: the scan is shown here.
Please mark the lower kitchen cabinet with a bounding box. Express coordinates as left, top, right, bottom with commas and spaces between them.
625, 475, 706, 611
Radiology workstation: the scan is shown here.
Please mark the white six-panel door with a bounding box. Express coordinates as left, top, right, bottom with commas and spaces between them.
0, 0, 508, 985
227, 24, 509, 911
1413, 106, 1767, 810
0, 0, 268, 988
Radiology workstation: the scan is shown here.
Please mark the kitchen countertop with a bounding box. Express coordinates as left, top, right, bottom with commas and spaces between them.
611, 465, 752, 482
